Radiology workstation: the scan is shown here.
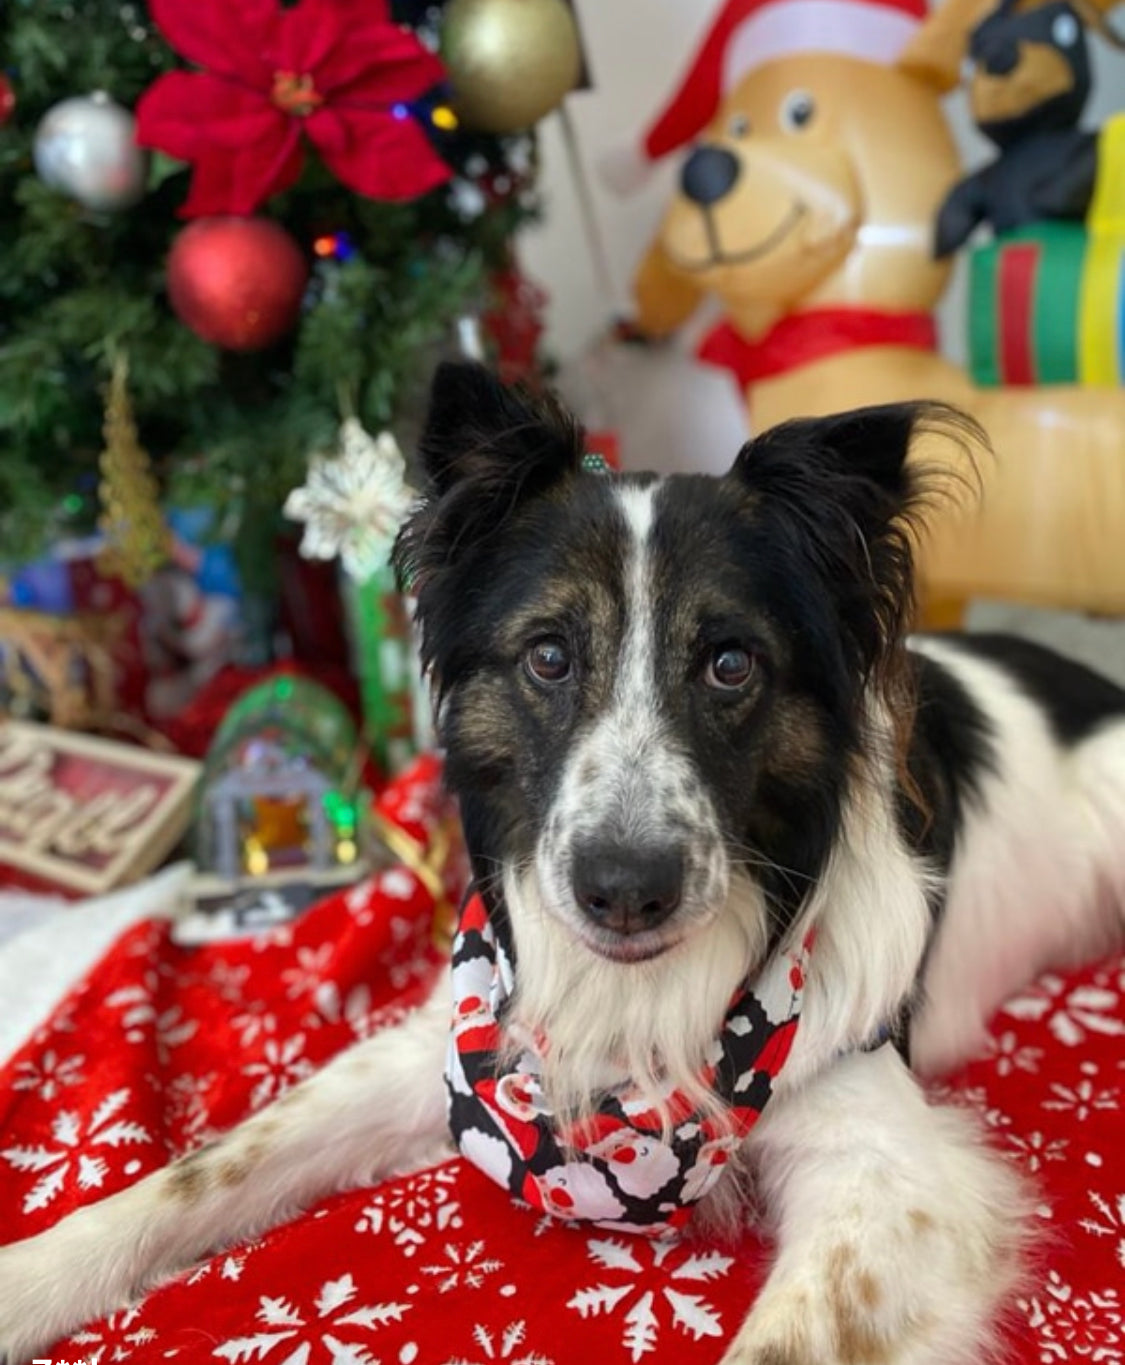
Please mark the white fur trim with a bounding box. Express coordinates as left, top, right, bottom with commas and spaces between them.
596, 140, 656, 196
724, 0, 921, 87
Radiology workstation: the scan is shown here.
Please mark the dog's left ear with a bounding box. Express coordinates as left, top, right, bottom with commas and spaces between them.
732, 401, 981, 678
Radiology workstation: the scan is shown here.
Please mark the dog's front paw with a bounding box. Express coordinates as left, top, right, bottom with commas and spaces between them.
719, 1198, 1021, 1365
718, 1249, 908, 1365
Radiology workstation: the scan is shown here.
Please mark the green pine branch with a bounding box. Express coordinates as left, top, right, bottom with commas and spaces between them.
0, 0, 542, 584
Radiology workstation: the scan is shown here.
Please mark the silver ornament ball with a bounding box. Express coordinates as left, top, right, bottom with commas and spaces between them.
34, 92, 148, 212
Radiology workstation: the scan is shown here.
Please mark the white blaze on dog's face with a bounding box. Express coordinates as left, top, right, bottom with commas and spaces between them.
532, 480, 732, 966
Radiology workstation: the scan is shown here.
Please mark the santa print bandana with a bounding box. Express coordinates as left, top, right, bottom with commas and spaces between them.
446, 893, 812, 1236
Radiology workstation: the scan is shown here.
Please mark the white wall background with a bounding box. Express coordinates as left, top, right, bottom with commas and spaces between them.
519, 0, 1125, 476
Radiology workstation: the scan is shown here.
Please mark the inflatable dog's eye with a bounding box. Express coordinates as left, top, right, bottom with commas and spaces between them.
1052, 11, 1079, 45
728, 113, 751, 138
780, 90, 816, 132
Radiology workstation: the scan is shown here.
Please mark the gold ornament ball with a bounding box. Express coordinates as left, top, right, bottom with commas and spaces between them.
441, 0, 582, 134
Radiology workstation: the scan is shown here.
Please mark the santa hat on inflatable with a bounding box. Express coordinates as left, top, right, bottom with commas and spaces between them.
600, 0, 929, 193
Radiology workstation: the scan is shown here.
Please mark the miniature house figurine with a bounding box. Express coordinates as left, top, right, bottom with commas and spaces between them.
196, 674, 367, 882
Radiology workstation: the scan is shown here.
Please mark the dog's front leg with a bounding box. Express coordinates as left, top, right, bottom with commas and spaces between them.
0, 968, 452, 1363
721, 1044, 1029, 1365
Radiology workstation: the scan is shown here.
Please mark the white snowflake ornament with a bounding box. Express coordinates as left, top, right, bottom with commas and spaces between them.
284, 419, 416, 582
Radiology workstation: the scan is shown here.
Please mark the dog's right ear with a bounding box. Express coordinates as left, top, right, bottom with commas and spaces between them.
394, 362, 584, 598
416, 361, 584, 499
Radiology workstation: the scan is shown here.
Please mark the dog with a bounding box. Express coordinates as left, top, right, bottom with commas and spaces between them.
935, 0, 1099, 257
3, 361, 1125, 1363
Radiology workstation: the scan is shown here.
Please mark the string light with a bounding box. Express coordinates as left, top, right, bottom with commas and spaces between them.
244, 836, 269, 876
431, 105, 459, 131
312, 231, 356, 262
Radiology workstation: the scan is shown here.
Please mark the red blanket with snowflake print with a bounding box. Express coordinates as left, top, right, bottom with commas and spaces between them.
1, 764, 1123, 1363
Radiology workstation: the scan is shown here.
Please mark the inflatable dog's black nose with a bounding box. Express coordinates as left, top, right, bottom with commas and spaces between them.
681, 145, 740, 206
572, 843, 684, 936
976, 35, 1019, 76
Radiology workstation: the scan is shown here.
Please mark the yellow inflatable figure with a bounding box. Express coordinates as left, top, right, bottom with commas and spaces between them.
617, 0, 1125, 621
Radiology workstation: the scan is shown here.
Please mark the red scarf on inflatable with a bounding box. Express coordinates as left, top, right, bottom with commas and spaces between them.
698, 307, 937, 390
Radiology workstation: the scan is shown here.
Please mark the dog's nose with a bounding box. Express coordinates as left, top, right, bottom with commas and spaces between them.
681, 145, 740, 207
572, 843, 684, 935
976, 36, 1019, 76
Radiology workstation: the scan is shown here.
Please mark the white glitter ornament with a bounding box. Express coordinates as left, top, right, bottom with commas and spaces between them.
34, 92, 148, 212
284, 420, 416, 582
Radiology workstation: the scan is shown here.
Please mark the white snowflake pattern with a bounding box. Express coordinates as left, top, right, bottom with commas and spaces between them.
12, 1047, 86, 1100
241, 1034, 314, 1110
67, 1305, 155, 1362
925, 1082, 1012, 1130
1, 1088, 151, 1213
1080, 1191, 1125, 1270
281, 943, 335, 1001
250, 921, 296, 951
1020, 1270, 1123, 1361
205, 959, 253, 1004
343, 878, 380, 925
567, 1237, 733, 1362
1042, 1064, 1120, 1122
231, 999, 281, 1047
986, 1029, 1044, 1077
162, 1071, 219, 1147
1004, 974, 1125, 1048
355, 1166, 464, 1255
185, 1242, 263, 1287
443, 1321, 554, 1365
105, 981, 198, 1064
212, 1272, 411, 1363
421, 1240, 504, 1294
376, 909, 435, 993
1004, 1130, 1070, 1174
305, 978, 409, 1039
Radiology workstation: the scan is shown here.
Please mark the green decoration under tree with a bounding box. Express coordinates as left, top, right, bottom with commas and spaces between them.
0, 0, 543, 592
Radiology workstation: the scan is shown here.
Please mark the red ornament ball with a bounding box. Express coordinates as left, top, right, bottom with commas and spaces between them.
0, 74, 15, 128
167, 217, 309, 352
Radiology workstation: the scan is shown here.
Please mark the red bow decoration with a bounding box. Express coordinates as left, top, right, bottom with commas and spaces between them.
136, 0, 452, 217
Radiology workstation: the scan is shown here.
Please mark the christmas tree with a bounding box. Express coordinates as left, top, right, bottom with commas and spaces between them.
0, 0, 574, 586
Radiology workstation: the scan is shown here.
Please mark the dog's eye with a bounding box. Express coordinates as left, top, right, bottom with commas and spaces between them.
1052, 11, 1079, 45
728, 113, 751, 138
705, 645, 755, 691
525, 637, 572, 686
779, 90, 816, 132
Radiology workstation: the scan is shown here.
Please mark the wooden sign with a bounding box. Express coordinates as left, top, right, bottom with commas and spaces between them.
0, 721, 200, 895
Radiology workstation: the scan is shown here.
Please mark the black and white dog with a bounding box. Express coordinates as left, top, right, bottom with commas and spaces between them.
3, 362, 1125, 1363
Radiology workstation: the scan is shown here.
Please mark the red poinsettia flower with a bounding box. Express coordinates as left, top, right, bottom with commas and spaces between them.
137, 0, 451, 217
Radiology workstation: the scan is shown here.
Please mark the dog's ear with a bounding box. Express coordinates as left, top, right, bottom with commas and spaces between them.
393, 362, 584, 631
732, 401, 982, 681
415, 361, 584, 498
